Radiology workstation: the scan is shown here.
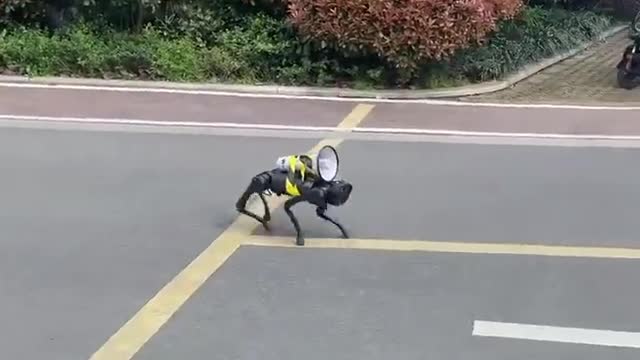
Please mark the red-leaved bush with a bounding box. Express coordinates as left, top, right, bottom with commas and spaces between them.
484, 0, 524, 18
287, 0, 524, 72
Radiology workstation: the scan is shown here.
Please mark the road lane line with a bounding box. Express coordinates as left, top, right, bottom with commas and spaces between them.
2, 80, 640, 110
473, 320, 640, 349
7, 114, 640, 141
0, 114, 341, 132
87, 103, 374, 360
243, 235, 640, 259
8, 117, 640, 149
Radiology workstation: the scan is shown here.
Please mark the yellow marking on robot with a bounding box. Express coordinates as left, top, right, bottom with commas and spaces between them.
87, 103, 375, 360
285, 179, 301, 196
243, 235, 640, 259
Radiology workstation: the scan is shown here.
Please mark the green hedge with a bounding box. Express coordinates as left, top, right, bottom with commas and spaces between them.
0, 7, 616, 89
0, 15, 308, 84
445, 7, 615, 83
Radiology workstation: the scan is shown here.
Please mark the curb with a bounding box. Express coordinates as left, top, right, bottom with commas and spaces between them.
0, 25, 627, 100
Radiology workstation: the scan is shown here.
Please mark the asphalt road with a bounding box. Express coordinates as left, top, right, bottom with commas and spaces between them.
256, 140, 640, 247
3, 85, 640, 136
0, 126, 319, 360
2, 87, 640, 360
134, 246, 640, 360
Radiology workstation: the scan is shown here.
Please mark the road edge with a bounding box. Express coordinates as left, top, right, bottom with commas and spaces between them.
0, 25, 627, 100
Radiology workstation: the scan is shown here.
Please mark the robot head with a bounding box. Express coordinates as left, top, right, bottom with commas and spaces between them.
325, 179, 353, 207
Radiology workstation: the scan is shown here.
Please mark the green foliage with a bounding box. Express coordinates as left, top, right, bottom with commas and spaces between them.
445, 7, 614, 82
0, 2, 617, 89
0, 0, 252, 32
0, 14, 317, 84
0, 23, 201, 80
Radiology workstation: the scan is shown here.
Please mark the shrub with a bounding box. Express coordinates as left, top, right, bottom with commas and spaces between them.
287, 0, 524, 78
0, 23, 210, 81
239, 0, 290, 17
0, 16, 312, 84
486, 0, 525, 17
0, 0, 45, 26
0, 4, 617, 89
447, 6, 614, 81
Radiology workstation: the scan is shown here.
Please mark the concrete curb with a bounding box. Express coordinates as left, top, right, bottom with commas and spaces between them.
0, 24, 627, 100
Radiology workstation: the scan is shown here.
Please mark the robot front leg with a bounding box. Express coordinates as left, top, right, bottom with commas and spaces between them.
284, 196, 306, 246
316, 207, 349, 239
235, 172, 272, 230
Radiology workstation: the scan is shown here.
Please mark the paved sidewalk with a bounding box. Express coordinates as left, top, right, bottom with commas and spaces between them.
463, 30, 640, 104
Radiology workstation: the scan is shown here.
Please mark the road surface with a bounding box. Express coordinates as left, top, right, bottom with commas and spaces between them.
3, 84, 640, 136
1, 84, 640, 360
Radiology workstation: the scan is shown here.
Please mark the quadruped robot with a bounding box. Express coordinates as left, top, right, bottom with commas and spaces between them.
235, 145, 352, 246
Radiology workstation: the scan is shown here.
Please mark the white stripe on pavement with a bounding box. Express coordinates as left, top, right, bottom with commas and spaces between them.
473, 320, 640, 349
4, 114, 640, 141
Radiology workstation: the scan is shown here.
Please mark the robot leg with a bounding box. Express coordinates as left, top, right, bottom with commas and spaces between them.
236, 171, 272, 230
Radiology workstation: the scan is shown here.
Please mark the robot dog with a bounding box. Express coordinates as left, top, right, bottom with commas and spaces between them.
235, 145, 352, 246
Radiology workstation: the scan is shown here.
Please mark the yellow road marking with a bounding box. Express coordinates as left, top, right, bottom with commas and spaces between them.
88, 103, 375, 360
243, 235, 640, 259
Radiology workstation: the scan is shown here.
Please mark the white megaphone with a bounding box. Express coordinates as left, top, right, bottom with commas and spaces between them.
314, 144, 339, 182
275, 145, 340, 182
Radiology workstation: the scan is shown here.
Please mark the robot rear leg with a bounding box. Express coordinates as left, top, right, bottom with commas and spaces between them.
236, 172, 272, 230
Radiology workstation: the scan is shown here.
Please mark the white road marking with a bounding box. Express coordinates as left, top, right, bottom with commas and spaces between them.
1, 81, 640, 110
7, 118, 640, 148
0, 114, 340, 132
354, 127, 640, 140
473, 320, 640, 349
3, 114, 640, 142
